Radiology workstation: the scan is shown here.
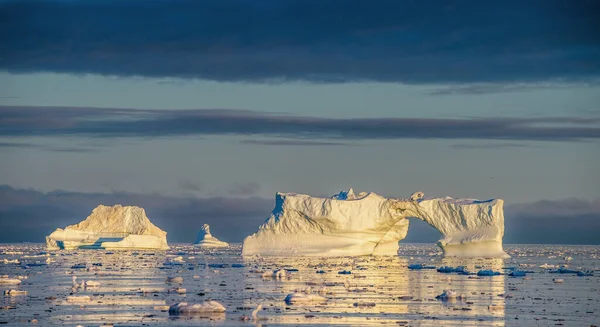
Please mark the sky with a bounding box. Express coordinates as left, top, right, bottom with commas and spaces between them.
1, 0, 599, 244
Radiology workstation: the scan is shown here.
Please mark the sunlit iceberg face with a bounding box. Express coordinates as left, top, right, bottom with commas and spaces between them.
45, 204, 169, 251
242, 190, 506, 257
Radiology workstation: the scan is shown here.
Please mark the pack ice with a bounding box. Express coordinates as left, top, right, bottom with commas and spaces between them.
193, 224, 229, 248
242, 189, 506, 257
46, 205, 169, 250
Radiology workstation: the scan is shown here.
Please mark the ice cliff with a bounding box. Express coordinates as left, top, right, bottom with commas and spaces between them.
193, 224, 229, 248
242, 189, 506, 257
46, 205, 169, 250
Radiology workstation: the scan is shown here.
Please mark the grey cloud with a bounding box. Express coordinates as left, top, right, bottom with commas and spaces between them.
451, 143, 540, 150
177, 180, 204, 193
1, 1, 599, 83
1, 106, 599, 142
228, 182, 260, 196
425, 82, 598, 95
0, 141, 96, 153
240, 139, 353, 146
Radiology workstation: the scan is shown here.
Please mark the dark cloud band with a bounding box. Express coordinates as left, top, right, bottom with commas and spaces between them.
1, 106, 599, 142
1, 0, 599, 83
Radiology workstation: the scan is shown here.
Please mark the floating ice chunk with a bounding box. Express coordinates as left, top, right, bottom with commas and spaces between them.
83, 280, 101, 288
435, 290, 464, 301
67, 295, 91, 303
353, 302, 376, 307
252, 304, 263, 320
284, 292, 327, 305
194, 224, 229, 248
549, 267, 580, 274
408, 264, 435, 270
577, 271, 594, 277
488, 304, 505, 311
437, 266, 466, 273
243, 190, 506, 257
46, 204, 169, 250
2, 259, 19, 264
508, 270, 527, 277
262, 269, 287, 279
477, 270, 501, 276
168, 301, 226, 314
553, 278, 564, 283
168, 287, 187, 294
166, 276, 183, 284
172, 256, 184, 263
0, 278, 21, 285
4, 290, 28, 296
539, 263, 556, 269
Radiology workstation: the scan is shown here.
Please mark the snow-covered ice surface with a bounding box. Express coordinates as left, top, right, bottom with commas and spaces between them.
194, 224, 229, 248
1, 243, 599, 326
46, 205, 169, 250
243, 189, 506, 257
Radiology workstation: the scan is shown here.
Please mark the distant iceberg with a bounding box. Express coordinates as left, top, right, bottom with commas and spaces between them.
242, 189, 506, 257
46, 205, 169, 250
193, 224, 229, 248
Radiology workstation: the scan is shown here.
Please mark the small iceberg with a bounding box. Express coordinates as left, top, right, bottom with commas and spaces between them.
284, 292, 327, 305
194, 224, 229, 248
408, 264, 436, 270
508, 270, 527, 277
437, 266, 466, 273
477, 270, 501, 276
435, 290, 464, 301
168, 301, 226, 314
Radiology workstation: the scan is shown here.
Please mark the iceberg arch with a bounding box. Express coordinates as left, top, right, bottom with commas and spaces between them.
242, 190, 506, 257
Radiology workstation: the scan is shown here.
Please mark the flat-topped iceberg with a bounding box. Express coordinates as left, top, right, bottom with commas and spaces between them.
242, 189, 506, 257
46, 205, 169, 250
193, 224, 229, 248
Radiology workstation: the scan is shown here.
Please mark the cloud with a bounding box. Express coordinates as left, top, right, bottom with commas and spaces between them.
1, 185, 599, 244
451, 143, 540, 150
177, 180, 204, 193
1, 1, 599, 83
240, 139, 353, 146
228, 182, 260, 196
0, 141, 95, 153
425, 82, 598, 95
1, 106, 599, 142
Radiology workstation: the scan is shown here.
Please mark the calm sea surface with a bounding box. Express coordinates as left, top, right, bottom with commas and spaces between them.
1, 243, 598, 326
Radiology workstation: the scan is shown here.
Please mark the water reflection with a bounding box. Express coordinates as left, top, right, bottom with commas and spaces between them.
11, 243, 600, 326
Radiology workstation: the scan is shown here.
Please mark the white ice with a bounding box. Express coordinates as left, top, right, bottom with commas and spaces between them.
45, 205, 169, 250
193, 224, 229, 248
242, 189, 506, 257
168, 301, 226, 314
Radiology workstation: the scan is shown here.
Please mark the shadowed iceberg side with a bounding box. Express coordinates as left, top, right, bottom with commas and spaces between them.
242, 189, 506, 257
45, 205, 169, 250
193, 224, 229, 248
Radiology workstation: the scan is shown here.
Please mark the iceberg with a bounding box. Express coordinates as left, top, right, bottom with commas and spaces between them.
46, 205, 169, 250
242, 189, 506, 257
193, 224, 229, 248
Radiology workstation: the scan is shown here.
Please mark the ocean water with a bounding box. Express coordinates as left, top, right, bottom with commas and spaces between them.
1, 243, 598, 326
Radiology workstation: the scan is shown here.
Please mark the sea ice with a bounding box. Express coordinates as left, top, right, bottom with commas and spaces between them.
242, 189, 506, 257
284, 292, 327, 305
194, 224, 229, 248
168, 301, 226, 314
46, 205, 169, 250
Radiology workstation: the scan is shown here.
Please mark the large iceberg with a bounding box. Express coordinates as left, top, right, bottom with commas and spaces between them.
193, 224, 229, 248
242, 189, 506, 257
46, 205, 169, 250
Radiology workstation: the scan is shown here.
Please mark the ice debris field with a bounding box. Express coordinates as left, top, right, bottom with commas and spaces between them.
1, 244, 600, 326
